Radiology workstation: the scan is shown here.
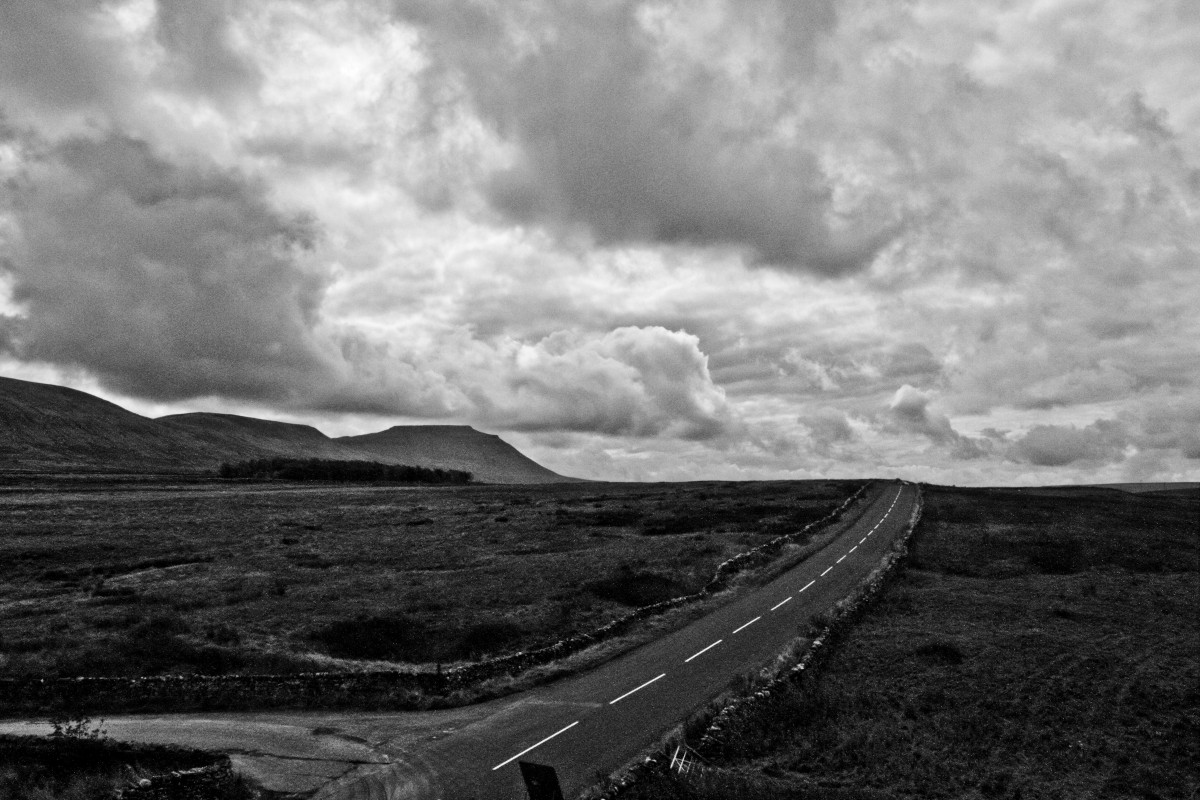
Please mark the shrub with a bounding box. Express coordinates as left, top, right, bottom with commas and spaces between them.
219, 458, 471, 484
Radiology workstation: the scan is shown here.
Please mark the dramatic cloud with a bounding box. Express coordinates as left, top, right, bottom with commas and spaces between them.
466, 326, 731, 439
394, 0, 898, 272
0, 0, 1198, 484
0, 129, 334, 403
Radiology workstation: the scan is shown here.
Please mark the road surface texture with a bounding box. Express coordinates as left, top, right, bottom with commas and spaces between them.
0, 481, 916, 799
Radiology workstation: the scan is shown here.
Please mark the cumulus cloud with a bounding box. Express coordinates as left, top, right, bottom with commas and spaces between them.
393, 0, 898, 272
459, 326, 731, 439
0, 0, 1198, 483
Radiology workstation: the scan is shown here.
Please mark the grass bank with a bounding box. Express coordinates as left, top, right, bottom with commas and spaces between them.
619, 485, 1199, 800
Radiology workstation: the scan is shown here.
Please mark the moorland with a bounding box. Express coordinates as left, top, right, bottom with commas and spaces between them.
624, 484, 1199, 800
0, 478, 859, 680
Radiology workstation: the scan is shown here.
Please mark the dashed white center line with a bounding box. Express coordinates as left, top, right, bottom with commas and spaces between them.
836, 555, 846, 563
859, 537, 867, 544
732, 616, 761, 634
492, 721, 580, 770
770, 596, 792, 611
850, 545, 857, 553
685, 639, 723, 663
608, 673, 666, 706
821, 566, 833, 576
799, 580, 815, 593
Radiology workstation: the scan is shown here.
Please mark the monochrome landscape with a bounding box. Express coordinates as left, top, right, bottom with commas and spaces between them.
1, 0, 1198, 798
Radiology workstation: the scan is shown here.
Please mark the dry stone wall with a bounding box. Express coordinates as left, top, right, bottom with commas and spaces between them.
597, 483, 923, 798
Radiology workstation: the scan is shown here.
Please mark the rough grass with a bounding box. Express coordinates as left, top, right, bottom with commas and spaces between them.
624, 485, 1200, 800
0, 478, 858, 678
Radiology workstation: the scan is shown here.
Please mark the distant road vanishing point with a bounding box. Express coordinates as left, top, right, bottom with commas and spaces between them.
315, 481, 919, 800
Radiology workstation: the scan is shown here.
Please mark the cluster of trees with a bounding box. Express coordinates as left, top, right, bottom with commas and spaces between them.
218, 458, 472, 484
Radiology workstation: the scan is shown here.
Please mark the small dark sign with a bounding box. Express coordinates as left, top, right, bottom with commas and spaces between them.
518, 761, 564, 800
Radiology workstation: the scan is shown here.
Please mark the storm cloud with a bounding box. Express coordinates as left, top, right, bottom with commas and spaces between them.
0, 0, 1197, 483
0, 129, 334, 403
394, 0, 897, 272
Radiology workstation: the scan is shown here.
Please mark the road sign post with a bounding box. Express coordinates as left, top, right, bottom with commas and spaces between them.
518, 761, 564, 800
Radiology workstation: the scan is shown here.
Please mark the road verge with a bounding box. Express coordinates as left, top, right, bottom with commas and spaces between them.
589, 483, 923, 799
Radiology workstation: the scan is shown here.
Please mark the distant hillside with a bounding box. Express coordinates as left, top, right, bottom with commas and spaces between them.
158, 413, 368, 463
338, 425, 567, 485
0, 376, 575, 483
0, 377, 213, 472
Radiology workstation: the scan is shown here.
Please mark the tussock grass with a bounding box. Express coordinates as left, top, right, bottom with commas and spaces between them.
0, 479, 858, 679
620, 485, 1200, 800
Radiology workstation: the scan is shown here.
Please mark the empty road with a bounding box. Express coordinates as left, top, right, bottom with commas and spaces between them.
316, 481, 918, 799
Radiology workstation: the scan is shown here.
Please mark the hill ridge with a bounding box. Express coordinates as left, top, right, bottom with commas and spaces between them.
0, 376, 574, 484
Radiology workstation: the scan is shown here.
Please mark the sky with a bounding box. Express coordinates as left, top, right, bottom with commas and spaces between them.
1, 0, 1198, 484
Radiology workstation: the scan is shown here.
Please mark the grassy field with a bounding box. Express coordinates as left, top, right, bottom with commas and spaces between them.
625, 485, 1199, 800
0, 478, 858, 679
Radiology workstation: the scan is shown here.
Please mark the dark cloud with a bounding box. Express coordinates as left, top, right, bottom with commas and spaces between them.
886, 385, 988, 459
1011, 420, 1128, 467
395, 0, 896, 273
0, 129, 335, 404
1128, 399, 1200, 460
800, 407, 855, 451
0, 1, 128, 116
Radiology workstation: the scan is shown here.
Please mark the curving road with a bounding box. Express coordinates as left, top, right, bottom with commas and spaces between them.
315, 481, 918, 800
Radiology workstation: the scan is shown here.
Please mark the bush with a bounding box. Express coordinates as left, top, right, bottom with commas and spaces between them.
219, 458, 471, 484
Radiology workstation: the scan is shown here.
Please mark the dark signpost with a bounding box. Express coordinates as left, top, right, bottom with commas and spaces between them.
518, 761, 564, 800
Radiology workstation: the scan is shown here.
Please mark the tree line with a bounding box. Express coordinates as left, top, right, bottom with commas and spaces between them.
218, 457, 472, 484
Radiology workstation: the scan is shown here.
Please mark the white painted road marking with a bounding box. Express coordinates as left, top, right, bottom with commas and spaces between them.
799, 580, 815, 592
821, 566, 833, 576
492, 721, 580, 770
837, 555, 846, 563
850, 545, 857, 553
685, 640, 722, 663
770, 596, 792, 611
732, 616, 761, 634
608, 673, 666, 706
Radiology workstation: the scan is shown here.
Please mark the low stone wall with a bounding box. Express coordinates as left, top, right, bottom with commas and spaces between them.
0, 484, 870, 716
595, 483, 923, 798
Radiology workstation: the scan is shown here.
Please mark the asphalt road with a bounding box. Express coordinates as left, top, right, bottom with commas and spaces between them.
315, 481, 918, 800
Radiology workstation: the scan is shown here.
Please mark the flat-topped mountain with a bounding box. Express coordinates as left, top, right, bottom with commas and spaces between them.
0, 376, 575, 483
339, 425, 564, 484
